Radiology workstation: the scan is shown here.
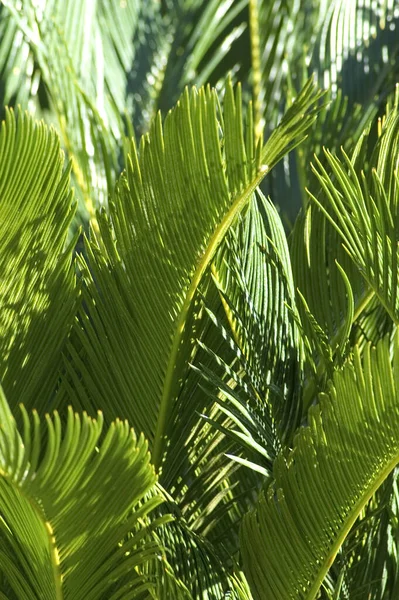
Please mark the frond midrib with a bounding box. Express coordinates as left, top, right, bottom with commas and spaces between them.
306, 448, 399, 600
0, 474, 64, 599
152, 165, 269, 469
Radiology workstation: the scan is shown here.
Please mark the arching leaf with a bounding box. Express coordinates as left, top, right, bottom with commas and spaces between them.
308, 89, 399, 327
241, 335, 399, 600
181, 190, 303, 558
0, 387, 165, 599
200, 190, 303, 463
0, 108, 77, 415
63, 77, 321, 472
311, 0, 399, 106
0, 0, 140, 214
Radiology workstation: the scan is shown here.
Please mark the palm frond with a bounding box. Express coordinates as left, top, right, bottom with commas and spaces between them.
0, 5, 40, 112
128, 0, 250, 137
261, 0, 399, 225
161, 190, 302, 545
289, 195, 366, 408
241, 334, 399, 600
201, 190, 303, 459
311, 0, 399, 106
337, 470, 399, 600
153, 507, 243, 600
63, 77, 321, 471
0, 386, 165, 599
308, 87, 399, 327
0, 107, 77, 415
0, 0, 140, 216
177, 190, 303, 555
155, 1, 249, 112
252, 0, 307, 133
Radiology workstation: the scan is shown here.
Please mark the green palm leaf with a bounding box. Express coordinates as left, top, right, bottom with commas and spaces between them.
0, 108, 77, 414
289, 194, 365, 409
241, 334, 399, 600
308, 89, 399, 327
0, 385, 165, 599
183, 190, 303, 557
65, 77, 321, 472
0, 5, 40, 111
311, 0, 399, 107
0, 0, 140, 215
199, 189, 303, 464
338, 471, 399, 599
136, 0, 249, 126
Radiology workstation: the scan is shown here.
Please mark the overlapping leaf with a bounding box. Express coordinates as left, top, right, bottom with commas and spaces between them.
175, 190, 304, 562
289, 195, 365, 408
0, 108, 77, 414
241, 335, 399, 600
0, 386, 165, 599
200, 190, 303, 465
311, 0, 399, 106
308, 88, 399, 327
0, 0, 140, 214
143, 0, 249, 121
64, 78, 321, 472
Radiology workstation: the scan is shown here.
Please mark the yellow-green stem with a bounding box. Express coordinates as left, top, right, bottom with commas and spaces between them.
45, 520, 64, 600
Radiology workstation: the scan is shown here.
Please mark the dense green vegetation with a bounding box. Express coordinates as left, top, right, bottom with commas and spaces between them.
1, 1, 399, 598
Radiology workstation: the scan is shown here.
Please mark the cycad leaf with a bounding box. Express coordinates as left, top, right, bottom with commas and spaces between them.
308, 89, 399, 326
241, 334, 399, 600
253, 0, 307, 131
200, 190, 303, 466
289, 195, 366, 409
350, 293, 395, 353
172, 0, 248, 91
0, 6, 40, 110
162, 190, 302, 544
337, 470, 399, 599
66, 78, 321, 471
153, 190, 304, 566
138, 0, 249, 124
153, 509, 245, 599
0, 107, 77, 414
0, 388, 163, 599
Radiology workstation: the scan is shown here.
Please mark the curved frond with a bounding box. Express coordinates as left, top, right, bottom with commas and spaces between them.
0, 6, 39, 111
252, 0, 305, 133
338, 471, 399, 599
311, 0, 399, 106
65, 78, 321, 472
201, 190, 303, 460
0, 388, 163, 599
0, 108, 77, 414
308, 89, 399, 327
173, 190, 304, 556
290, 196, 366, 408
144, 0, 249, 121
153, 508, 244, 599
1, 0, 140, 214
241, 335, 399, 600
